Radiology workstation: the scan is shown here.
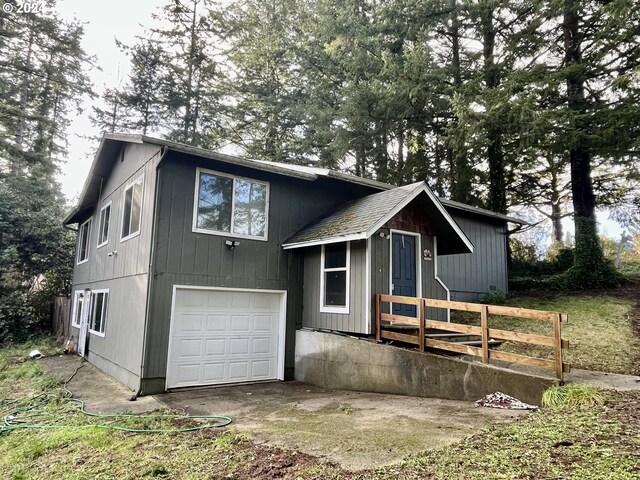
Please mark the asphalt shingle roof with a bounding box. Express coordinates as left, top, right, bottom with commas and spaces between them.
283, 182, 425, 246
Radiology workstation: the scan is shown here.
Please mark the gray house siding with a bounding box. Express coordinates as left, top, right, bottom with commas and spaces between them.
438, 212, 508, 302
302, 240, 368, 333
69, 143, 162, 390
141, 152, 375, 392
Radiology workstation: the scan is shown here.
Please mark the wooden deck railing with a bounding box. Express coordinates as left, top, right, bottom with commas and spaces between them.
375, 294, 570, 382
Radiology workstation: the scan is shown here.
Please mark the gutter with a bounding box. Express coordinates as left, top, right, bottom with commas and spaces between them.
136, 145, 168, 398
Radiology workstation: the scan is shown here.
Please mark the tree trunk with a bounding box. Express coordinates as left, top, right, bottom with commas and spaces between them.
448, 2, 472, 204
481, 3, 506, 214
562, 0, 611, 281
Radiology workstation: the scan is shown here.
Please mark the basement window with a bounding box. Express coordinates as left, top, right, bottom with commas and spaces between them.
89, 289, 109, 337
121, 175, 144, 241
193, 168, 269, 240
320, 242, 350, 314
77, 218, 91, 265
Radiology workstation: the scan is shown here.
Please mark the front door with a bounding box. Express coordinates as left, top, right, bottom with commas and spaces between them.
391, 233, 417, 316
77, 290, 91, 357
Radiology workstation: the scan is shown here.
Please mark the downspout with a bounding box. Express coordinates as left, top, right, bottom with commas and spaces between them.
132, 146, 168, 400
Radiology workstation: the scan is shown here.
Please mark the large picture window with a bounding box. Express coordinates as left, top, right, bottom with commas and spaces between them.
89, 289, 109, 337
193, 168, 269, 240
77, 218, 91, 264
97, 201, 111, 248
121, 175, 143, 241
320, 242, 350, 314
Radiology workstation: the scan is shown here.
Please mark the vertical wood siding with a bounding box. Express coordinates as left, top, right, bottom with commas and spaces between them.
302, 240, 367, 333
437, 213, 508, 302
144, 153, 375, 381
69, 143, 162, 389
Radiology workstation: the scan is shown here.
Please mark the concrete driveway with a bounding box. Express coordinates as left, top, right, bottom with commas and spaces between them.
43, 356, 525, 470
156, 381, 523, 469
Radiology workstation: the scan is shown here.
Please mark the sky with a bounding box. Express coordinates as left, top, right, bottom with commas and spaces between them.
52, 0, 625, 244
55, 0, 165, 202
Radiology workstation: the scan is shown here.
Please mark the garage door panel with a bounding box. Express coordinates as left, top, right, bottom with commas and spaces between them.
253, 315, 275, 331
173, 338, 202, 358
230, 315, 251, 332
206, 315, 227, 332
167, 289, 283, 389
203, 363, 225, 383
204, 338, 226, 356
252, 337, 275, 355
229, 338, 250, 355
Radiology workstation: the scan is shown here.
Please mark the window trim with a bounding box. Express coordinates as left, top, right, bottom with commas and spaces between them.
88, 289, 109, 337
319, 242, 350, 314
70, 290, 84, 328
96, 201, 112, 249
192, 167, 270, 241
120, 174, 144, 243
76, 218, 92, 265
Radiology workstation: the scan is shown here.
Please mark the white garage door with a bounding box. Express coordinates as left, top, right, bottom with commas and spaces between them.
167, 287, 285, 389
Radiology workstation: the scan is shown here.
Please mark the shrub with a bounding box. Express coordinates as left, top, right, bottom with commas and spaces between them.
542, 385, 604, 409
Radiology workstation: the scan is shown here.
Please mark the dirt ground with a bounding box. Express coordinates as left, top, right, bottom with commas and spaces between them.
41, 355, 524, 470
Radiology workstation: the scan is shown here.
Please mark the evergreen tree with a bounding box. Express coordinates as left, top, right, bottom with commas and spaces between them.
0, 1, 91, 340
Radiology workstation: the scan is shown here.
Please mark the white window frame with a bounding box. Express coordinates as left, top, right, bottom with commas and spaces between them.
88, 289, 109, 337
76, 218, 92, 265
192, 167, 270, 241
96, 201, 112, 248
319, 242, 350, 314
70, 290, 84, 328
120, 174, 144, 242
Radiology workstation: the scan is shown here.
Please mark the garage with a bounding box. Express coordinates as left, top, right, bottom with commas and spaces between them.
166, 286, 286, 389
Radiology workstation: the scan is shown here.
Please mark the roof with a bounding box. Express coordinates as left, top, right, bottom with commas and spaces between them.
282, 182, 474, 255
64, 133, 525, 226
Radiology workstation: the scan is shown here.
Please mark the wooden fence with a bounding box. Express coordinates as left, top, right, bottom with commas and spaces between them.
376, 294, 570, 382
52, 296, 70, 340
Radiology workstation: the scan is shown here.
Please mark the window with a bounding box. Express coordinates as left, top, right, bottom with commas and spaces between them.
193, 168, 269, 240
97, 202, 111, 248
77, 218, 91, 264
320, 242, 350, 313
71, 291, 85, 328
89, 290, 109, 336
121, 175, 143, 241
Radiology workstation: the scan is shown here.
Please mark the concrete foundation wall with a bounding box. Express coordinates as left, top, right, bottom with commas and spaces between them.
295, 329, 555, 405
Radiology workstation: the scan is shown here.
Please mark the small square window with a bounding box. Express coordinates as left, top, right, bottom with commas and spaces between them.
320, 242, 350, 314
97, 202, 111, 248
121, 176, 143, 241
77, 218, 91, 264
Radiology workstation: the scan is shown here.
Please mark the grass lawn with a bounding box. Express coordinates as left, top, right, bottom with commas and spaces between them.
1, 338, 639, 479
451, 286, 640, 375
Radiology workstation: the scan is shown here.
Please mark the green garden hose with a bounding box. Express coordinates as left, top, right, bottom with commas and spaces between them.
0, 363, 232, 435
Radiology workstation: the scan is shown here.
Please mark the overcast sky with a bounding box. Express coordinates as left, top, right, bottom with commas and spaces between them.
56, 0, 165, 202
52, 0, 624, 242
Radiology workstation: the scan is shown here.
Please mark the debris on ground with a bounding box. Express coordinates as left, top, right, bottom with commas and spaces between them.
475, 392, 539, 410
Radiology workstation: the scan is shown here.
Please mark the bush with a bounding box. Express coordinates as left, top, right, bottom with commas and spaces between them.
483, 290, 507, 304
542, 385, 604, 409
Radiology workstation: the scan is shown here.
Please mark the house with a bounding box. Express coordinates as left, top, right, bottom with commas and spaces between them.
64, 133, 522, 394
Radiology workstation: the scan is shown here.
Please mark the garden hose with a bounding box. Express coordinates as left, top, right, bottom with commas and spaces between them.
0, 363, 232, 435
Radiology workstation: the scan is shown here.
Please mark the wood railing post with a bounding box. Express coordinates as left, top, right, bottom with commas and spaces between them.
480, 305, 489, 364
553, 313, 563, 383
375, 294, 381, 342
419, 299, 425, 353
